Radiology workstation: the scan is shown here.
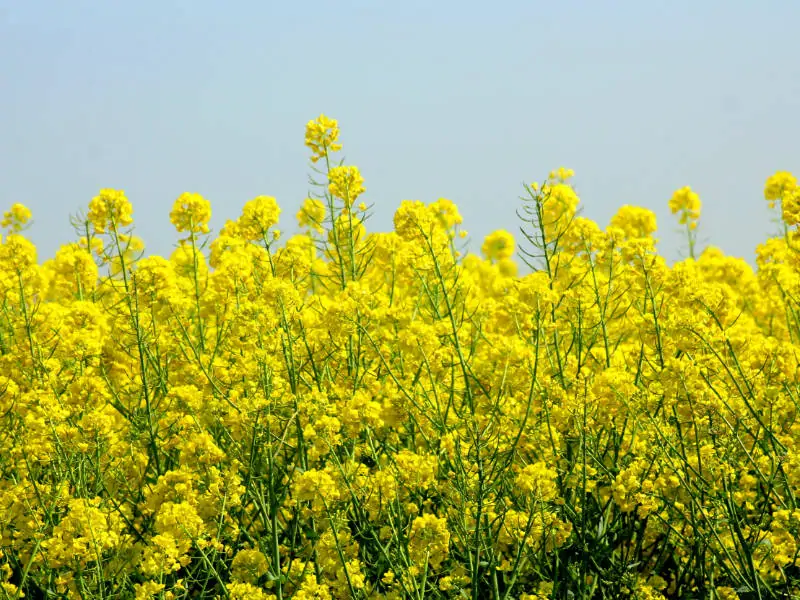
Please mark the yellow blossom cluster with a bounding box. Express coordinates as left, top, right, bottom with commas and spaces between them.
1, 115, 800, 598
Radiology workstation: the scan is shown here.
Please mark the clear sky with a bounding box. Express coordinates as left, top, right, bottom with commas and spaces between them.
2, 0, 799, 265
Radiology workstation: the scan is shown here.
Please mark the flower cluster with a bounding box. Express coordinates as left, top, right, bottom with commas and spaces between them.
668, 185, 702, 229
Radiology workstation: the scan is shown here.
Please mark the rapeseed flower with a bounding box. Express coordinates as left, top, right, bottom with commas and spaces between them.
1, 121, 799, 598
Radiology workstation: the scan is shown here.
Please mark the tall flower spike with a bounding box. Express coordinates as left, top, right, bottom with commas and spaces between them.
305, 114, 343, 163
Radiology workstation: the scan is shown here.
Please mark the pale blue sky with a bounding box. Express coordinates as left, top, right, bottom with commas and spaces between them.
2, 1, 799, 265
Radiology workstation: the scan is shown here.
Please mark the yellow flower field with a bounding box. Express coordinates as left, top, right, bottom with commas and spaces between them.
1, 115, 799, 599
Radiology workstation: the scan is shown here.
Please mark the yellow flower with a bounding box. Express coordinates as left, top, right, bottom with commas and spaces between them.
293, 469, 341, 513
227, 582, 277, 600
429, 197, 463, 229
408, 513, 450, 569
297, 197, 326, 234
305, 114, 343, 163
541, 181, 580, 234
1, 203, 32, 232
9, 115, 800, 599
764, 170, 797, 206
293, 574, 333, 600
394, 450, 437, 491
0, 233, 38, 271
548, 167, 575, 181
328, 165, 365, 208
170, 192, 212, 234
134, 581, 167, 600
668, 186, 702, 224
608, 205, 658, 239
238, 195, 281, 241
42, 497, 128, 569
88, 188, 134, 233
515, 461, 559, 501
482, 230, 515, 261
231, 548, 270, 583
714, 587, 740, 600
393, 200, 436, 242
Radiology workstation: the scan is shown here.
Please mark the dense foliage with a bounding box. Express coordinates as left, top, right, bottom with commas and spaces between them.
1, 116, 800, 599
